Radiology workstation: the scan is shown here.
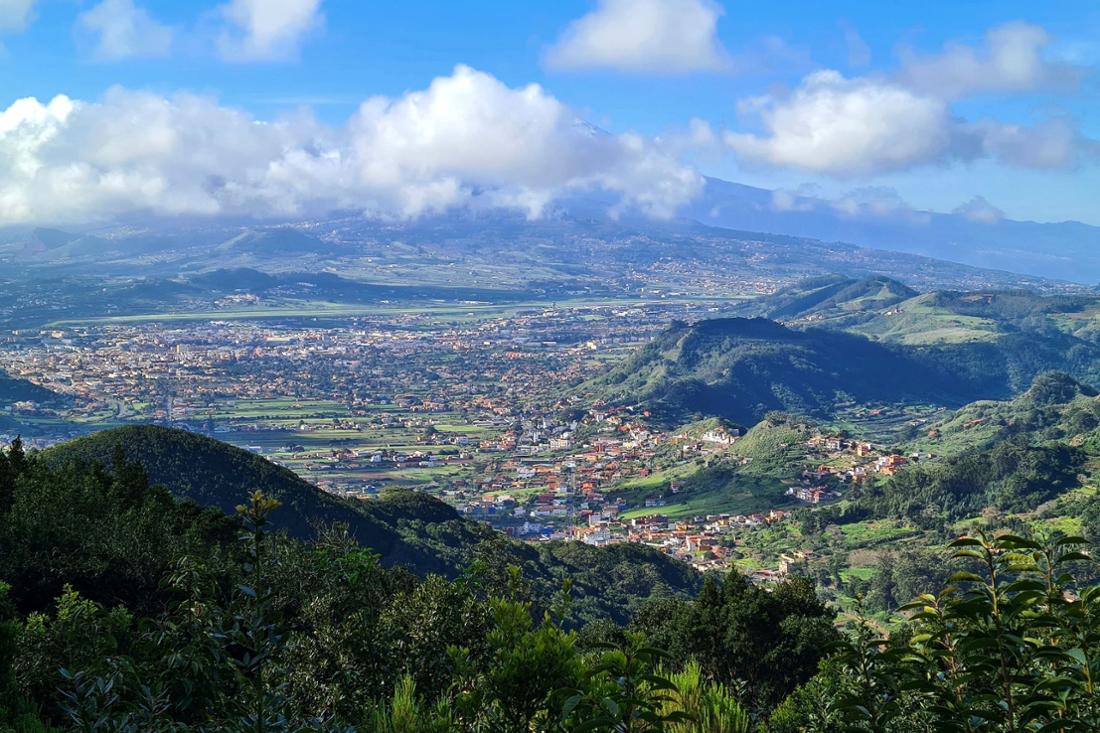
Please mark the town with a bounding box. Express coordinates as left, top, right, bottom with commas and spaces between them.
0, 299, 924, 577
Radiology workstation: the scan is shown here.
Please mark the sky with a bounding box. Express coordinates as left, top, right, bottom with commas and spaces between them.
0, 0, 1097, 226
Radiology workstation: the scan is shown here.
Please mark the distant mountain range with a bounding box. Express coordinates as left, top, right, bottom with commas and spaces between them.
683, 178, 1100, 284
2, 174, 1095, 294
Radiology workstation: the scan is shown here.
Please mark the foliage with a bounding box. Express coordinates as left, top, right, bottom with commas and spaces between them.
775, 532, 1100, 732
0, 439, 735, 732
856, 441, 1084, 527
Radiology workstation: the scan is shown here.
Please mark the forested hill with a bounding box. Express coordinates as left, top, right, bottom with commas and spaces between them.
44, 425, 414, 552
580, 317, 977, 425
40, 425, 700, 623
582, 315, 1100, 426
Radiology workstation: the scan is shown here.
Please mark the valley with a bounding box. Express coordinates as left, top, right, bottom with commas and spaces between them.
6, 253, 1100, 626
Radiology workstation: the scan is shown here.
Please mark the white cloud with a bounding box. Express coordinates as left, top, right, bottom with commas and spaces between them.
965, 118, 1084, 169
954, 196, 1004, 224
0, 66, 701, 224
0, 0, 35, 31
545, 0, 728, 73
725, 69, 1094, 176
770, 185, 931, 224
726, 71, 952, 176
217, 0, 323, 61
899, 22, 1083, 99
77, 0, 173, 60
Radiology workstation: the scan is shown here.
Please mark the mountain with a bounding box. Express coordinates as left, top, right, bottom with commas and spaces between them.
687, 177, 1100, 284
581, 314, 1100, 426
215, 228, 346, 257
580, 317, 977, 425
42, 425, 701, 622
185, 268, 529, 303
1, 206, 1079, 296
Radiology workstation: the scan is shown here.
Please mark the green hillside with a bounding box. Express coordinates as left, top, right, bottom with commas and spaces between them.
910, 372, 1100, 457
735, 276, 1100, 347
581, 317, 977, 425
583, 311, 1100, 426
732, 274, 917, 326
42, 425, 700, 622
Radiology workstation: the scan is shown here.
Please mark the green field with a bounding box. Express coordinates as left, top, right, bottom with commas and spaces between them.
47, 296, 737, 327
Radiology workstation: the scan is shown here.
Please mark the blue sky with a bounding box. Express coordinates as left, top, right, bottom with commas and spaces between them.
1, 0, 1097, 225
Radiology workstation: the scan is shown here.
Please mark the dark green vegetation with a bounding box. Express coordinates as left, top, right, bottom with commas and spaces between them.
581, 317, 978, 426
0, 435, 835, 732
42, 426, 700, 624
0, 371, 62, 406
4, 433, 1100, 730
770, 534, 1100, 732
859, 440, 1085, 527
815, 372, 1100, 531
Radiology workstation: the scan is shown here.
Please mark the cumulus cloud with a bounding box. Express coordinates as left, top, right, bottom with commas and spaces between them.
545, 0, 728, 73
954, 196, 1005, 224
899, 22, 1083, 99
725, 69, 1094, 176
217, 0, 323, 61
726, 71, 953, 176
0, 0, 35, 31
0, 66, 701, 225
77, 0, 173, 60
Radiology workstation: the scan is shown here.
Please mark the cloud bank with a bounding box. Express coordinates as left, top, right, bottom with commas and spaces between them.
546, 0, 728, 73
0, 65, 701, 225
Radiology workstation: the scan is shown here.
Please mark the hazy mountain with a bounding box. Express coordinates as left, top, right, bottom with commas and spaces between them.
4, 174, 1098, 290
686, 178, 1100, 284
